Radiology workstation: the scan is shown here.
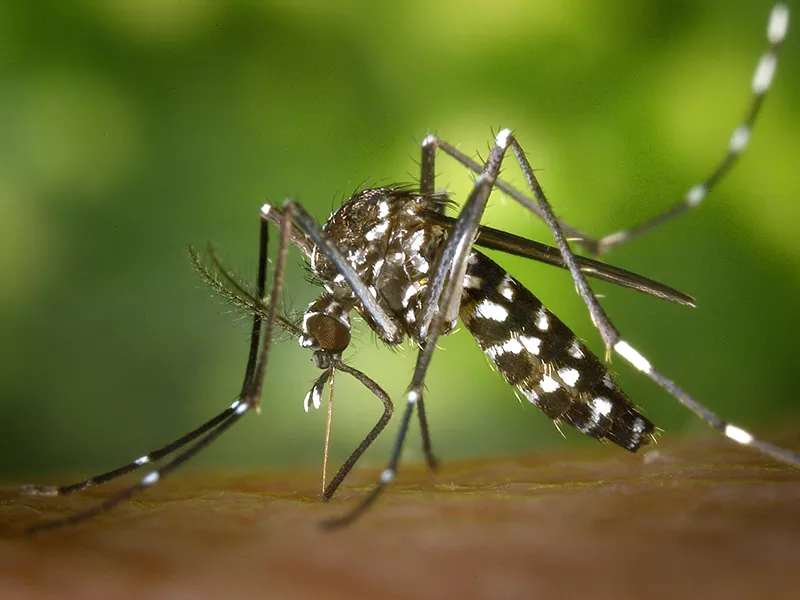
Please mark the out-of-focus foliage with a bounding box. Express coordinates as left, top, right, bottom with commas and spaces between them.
1, 0, 798, 476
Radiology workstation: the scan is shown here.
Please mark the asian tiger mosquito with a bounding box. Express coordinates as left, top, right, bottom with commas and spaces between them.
22, 4, 797, 532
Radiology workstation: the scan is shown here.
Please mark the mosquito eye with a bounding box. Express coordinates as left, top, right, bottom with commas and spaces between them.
306, 313, 350, 353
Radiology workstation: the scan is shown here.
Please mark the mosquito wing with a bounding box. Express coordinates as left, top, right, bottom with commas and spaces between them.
423, 210, 695, 307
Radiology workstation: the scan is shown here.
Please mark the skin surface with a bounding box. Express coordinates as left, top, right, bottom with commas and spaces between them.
2, 435, 799, 600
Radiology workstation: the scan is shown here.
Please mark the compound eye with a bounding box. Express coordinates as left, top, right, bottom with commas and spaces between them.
306, 313, 350, 353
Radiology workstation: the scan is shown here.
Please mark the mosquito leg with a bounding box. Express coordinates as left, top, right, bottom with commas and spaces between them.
420, 133, 437, 197
321, 361, 393, 501
321, 388, 412, 528
593, 4, 789, 255
241, 201, 295, 409
415, 391, 438, 471
413, 134, 448, 471
507, 132, 800, 468
23, 211, 278, 531
23, 214, 273, 505
27, 404, 249, 534
21, 403, 241, 498
431, 137, 593, 245
434, 6, 789, 257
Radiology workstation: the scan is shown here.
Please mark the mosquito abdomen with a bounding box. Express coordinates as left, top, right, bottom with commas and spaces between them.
460, 250, 654, 451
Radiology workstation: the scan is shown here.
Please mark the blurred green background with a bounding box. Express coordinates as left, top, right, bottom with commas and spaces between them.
2, 0, 799, 480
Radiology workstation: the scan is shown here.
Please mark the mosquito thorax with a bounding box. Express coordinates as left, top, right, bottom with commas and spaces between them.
310, 187, 454, 345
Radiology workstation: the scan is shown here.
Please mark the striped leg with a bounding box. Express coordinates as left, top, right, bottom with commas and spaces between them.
592, 4, 790, 255
503, 128, 800, 468
427, 4, 789, 257
23, 204, 292, 533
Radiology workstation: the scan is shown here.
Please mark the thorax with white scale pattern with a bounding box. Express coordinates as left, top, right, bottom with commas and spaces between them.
301, 187, 453, 356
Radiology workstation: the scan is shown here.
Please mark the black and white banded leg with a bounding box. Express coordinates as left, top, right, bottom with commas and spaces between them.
427, 4, 790, 257
504, 133, 799, 466
21, 200, 401, 531
21, 212, 286, 533
590, 3, 790, 255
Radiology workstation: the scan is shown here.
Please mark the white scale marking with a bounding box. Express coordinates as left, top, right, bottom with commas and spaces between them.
502, 338, 524, 354
498, 275, 515, 301
372, 258, 385, 278
725, 424, 753, 445
614, 340, 652, 373
486, 337, 524, 360
325, 301, 343, 317
377, 201, 390, 218
519, 335, 541, 356
135, 456, 150, 466
768, 4, 789, 45
141, 471, 160, 486
686, 184, 707, 207
592, 397, 613, 418
729, 125, 750, 154
475, 299, 509, 322
600, 230, 629, 247
407, 390, 420, 405
540, 375, 559, 393
402, 282, 420, 307
485, 345, 502, 360
348, 248, 367, 266
304, 385, 322, 412
522, 388, 540, 404
753, 53, 777, 94
535, 307, 549, 331
496, 128, 512, 148
365, 220, 389, 241
567, 339, 584, 359
463, 274, 482, 289
558, 367, 580, 388
302, 309, 320, 332
409, 229, 426, 251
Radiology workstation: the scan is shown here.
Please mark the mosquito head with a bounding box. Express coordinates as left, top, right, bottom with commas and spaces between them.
299, 294, 352, 366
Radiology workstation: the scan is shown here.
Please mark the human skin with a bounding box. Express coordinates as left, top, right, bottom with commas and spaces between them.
2, 435, 799, 600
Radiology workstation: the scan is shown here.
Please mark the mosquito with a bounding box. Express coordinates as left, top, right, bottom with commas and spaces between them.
22, 4, 796, 532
